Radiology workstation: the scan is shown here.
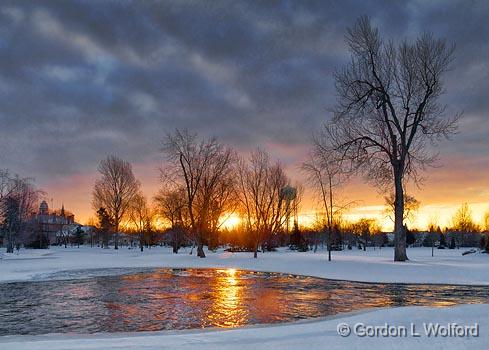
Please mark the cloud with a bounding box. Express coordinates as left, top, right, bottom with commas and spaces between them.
0, 0, 488, 222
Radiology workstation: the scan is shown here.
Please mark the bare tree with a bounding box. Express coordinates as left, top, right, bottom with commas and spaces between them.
452, 203, 477, 231
237, 149, 288, 258
0, 170, 11, 200
350, 217, 381, 251
161, 129, 237, 258
154, 186, 188, 253
154, 187, 188, 228
452, 202, 478, 246
0, 170, 11, 228
302, 140, 350, 260
162, 129, 207, 256
92, 155, 140, 249
326, 16, 459, 261
0, 170, 16, 220
129, 192, 154, 252
0, 173, 40, 253
196, 148, 238, 250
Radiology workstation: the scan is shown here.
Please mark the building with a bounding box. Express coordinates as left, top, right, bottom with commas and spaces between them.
30, 201, 79, 246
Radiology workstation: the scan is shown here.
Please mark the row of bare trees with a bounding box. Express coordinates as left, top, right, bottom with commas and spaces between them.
158, 130, 295, 258
88, 16, 460, 263
90, 130, 297, 258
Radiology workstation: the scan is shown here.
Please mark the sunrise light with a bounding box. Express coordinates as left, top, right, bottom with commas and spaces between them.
2, 2, 489, 349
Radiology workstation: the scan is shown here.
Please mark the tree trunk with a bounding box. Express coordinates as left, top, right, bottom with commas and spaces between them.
196, 232, 206, 258
6, 235, 13, 254
394, 170, 408, 261
327, 228, 332, 261
197, 243, 205, 257
253, 232, 259, 258
114, 226, 119, 250
103, 231, 109, 248
172, 231, 179, 254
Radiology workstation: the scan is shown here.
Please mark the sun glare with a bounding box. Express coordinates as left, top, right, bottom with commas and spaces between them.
220, 214, 241, 230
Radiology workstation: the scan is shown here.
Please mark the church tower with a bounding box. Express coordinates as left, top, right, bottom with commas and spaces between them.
39, 200, 49, 216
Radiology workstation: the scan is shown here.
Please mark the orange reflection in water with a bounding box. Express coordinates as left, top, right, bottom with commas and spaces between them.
92, 269, 479, 333
4, 269, 489, 336
206, 268, 249, 328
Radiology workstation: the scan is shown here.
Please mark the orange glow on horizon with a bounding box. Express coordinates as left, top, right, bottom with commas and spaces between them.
298, 202, 489, 232
39, 155, 489, 233
70, 203, 489, 232
56, 198, 489, 233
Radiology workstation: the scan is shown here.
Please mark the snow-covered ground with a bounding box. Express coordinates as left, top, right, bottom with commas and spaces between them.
1, 246, 488, 349
1, 304, 487, 350
1, 245, 488, 285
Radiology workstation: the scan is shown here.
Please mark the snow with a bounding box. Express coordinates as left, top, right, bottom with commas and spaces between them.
1, 304, 487, 350
1, 246, 488, 349
1, 246, 488, 285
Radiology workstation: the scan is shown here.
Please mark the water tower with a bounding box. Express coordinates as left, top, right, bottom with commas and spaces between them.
280, 185, 297, 234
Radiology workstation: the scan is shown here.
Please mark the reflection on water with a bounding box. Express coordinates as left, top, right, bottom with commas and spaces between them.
1, 268, 488, 335
206, 268, 248, 327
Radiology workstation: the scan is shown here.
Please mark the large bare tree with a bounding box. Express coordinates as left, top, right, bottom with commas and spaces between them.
92, 155, 140, 249
326, 16, 459, 261
237, 149, 288, 258
162, 129, 236, 258
195, 148, 238, 250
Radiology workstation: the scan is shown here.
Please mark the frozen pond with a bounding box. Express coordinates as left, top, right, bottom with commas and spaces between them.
1, 268, 489, 335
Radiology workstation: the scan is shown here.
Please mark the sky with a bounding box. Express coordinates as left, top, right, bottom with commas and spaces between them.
0, 0, 488, 230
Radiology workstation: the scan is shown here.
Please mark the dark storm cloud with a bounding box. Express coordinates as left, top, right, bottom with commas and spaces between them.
0, 0, 488, 183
